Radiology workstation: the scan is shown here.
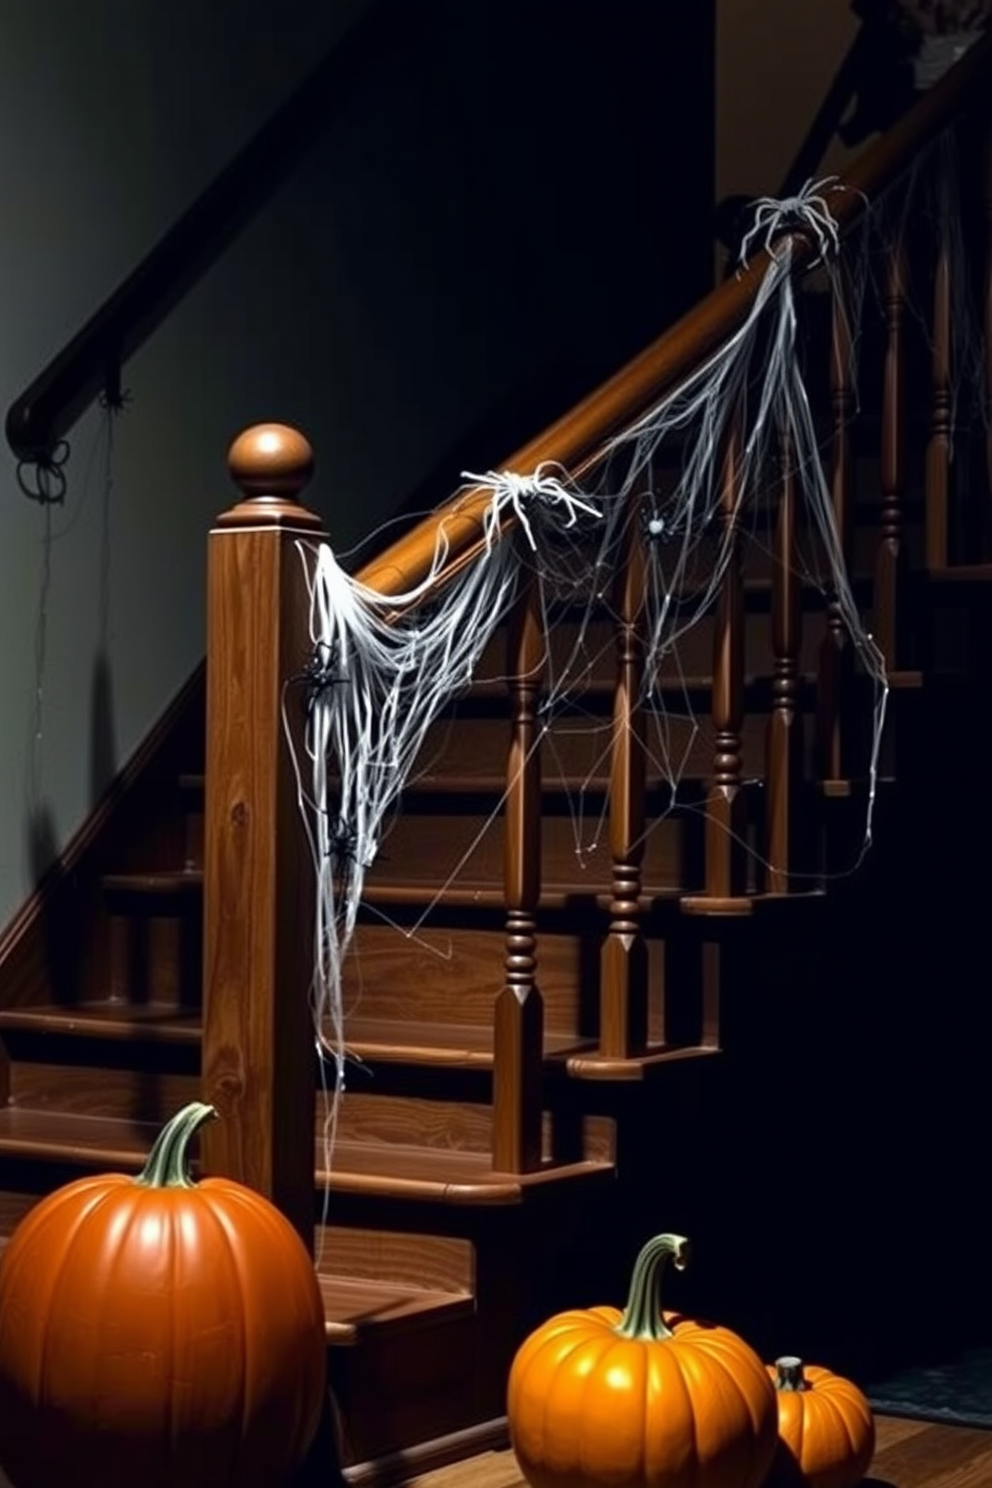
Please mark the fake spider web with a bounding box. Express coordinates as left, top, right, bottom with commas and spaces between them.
280, 135, 986, 1246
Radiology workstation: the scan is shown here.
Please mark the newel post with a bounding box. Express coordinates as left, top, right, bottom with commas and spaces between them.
200, 423, 327, 1252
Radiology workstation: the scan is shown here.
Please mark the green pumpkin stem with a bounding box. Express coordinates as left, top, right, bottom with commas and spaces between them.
613, 1233, 690, 1342
134, 1102, 219, 1189
775, 1357, 810, 1392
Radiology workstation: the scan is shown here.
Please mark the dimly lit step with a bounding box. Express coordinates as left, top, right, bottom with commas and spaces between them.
316, 1274, 473, 1345
0, 1002, 200, 1045
0, 1108, 615, 1207
102, 870, 203, 908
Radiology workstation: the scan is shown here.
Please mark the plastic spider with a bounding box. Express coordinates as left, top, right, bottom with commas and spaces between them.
640, 502, 669, 544
300, 644, 346, 719
328, 816, 359, 867
463, 462, 602, 553
737, 175, 846, 271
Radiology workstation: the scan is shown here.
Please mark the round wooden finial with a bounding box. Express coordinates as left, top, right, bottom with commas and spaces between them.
228, 423, 314, 498
218, 423, 323, 530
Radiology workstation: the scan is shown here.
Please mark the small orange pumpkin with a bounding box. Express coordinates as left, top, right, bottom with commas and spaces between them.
0, 1102, 326, 1488
766, 1355, 876, 1488
508, 1232, 778, 1488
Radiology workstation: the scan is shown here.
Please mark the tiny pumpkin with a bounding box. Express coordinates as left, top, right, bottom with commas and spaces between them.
0, 1102, 326, 1488
508, 1232, 778, 1488
766, 1356, 876, 1488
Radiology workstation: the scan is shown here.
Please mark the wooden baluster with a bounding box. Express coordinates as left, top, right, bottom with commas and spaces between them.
201, 423, 325, 1252
600, 504, 648, 1058
926, 210, 952, 570
765, 428, 804, 894
683, 418, 749, 914
493, 571, 544, 1172
877, 236, 908, 674
817, 274, 856, 787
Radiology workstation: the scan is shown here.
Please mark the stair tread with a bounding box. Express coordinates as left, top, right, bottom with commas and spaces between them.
103, 870, 202, 896
927, 563, 992, 585
315, 1141, 613, 1201
0, 1107, 614, 1205
564, 1044, 722, 1081
0, 1002, 201, 1043
316, 1272, 473, 1345
0, 1002, 594, 1069
345, 1017, 593, 1067
101, 867, 684, 913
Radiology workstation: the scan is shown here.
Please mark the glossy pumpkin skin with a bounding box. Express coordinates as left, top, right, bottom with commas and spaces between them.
766, 1357, 876, 1488
0, 1104, 326, 1488
508, 1234, 779, 1488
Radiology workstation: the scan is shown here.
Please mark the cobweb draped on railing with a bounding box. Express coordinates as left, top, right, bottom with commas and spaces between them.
283, 134, 985, 1235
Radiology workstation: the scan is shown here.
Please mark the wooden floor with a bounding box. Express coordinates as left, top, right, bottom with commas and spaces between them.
405, 1417, 992, 1488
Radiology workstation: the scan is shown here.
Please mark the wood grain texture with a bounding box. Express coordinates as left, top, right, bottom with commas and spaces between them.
201, 494, 325, 1248
0, 1104, 614, 1204
683, 420, 749, 913
0, 1002, 201, 1044
765, 433, 805, 893
7, 1062, 198, 1120
600, 503, 648, 1058
316, 1226, 474, 1295
397, 1418, 992, 1488
493, 576, 545, 1173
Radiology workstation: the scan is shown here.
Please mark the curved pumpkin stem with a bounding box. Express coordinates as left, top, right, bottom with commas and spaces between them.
613, 1232, 690, 1342
775, 1356, 810, 1392
134, 1102, 219, 1189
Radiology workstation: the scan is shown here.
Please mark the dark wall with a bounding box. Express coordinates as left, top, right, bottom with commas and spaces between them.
0, 0, 715, 926
269, 0, 717, 536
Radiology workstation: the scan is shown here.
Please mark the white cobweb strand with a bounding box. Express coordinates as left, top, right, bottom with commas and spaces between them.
289, 197, 897, 1252
578, 238, 888, 832
287, 476, 602, 1247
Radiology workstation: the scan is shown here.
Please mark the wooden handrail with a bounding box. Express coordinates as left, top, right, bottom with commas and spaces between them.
4, 0, 415, 464
359, 28, 992, 600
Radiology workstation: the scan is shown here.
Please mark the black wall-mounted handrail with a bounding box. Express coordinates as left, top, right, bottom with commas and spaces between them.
5, 0, 416, 465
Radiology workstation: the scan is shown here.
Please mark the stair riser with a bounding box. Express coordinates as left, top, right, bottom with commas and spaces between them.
317, 1225, 474, 1294
407, 704, 806, 791
343, 922, 666, 1045
469, 605, 833, 696
7, 1062, 197, 1123
331, 1312, 481, 1466
107, 913, 202, 1006
369, 809, 704, 895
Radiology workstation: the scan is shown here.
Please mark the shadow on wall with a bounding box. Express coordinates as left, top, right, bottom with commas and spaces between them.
23, 796, 84, 1006
90, 649, 118, 808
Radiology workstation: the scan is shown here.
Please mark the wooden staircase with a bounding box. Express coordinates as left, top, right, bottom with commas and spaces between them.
1, 31, 991, 1484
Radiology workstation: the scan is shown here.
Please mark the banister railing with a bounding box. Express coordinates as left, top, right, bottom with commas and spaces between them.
201, 30, 992, 1216
4, 0, 410, 466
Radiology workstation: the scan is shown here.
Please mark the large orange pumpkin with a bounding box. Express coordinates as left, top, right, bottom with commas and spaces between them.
0, 1102, 326, 1488
508, 1232, 778, 1488
766, 1356, 876, 1488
